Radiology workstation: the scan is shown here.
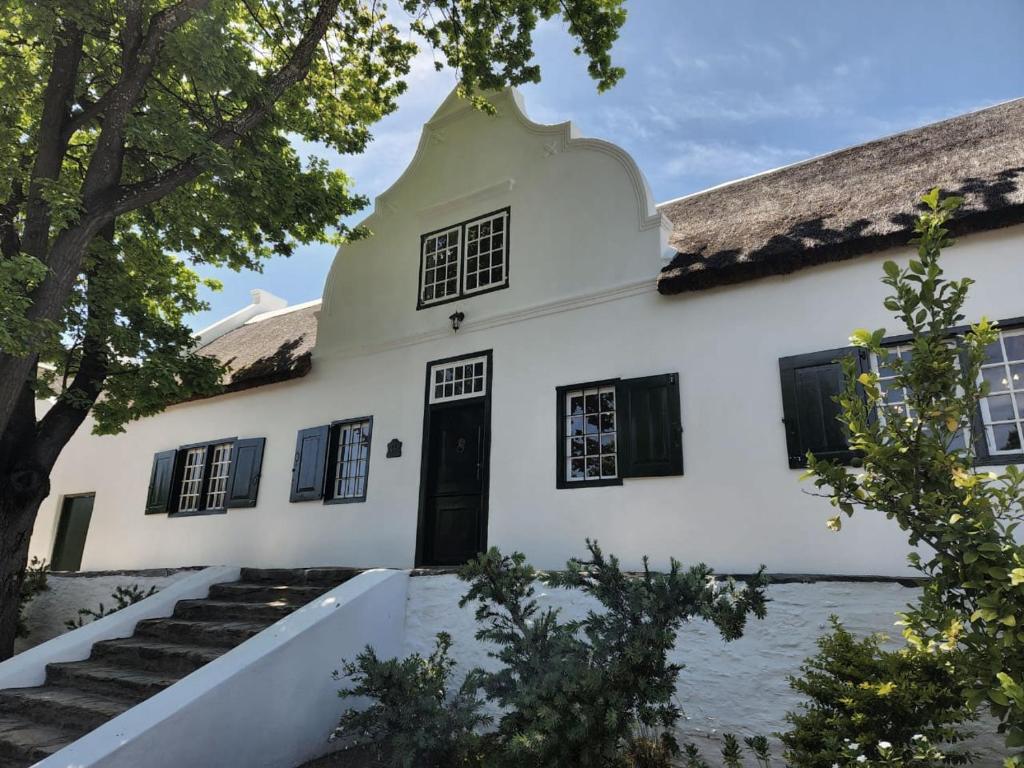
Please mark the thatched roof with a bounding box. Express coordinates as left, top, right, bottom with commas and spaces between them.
197, 301, 319, 394
657, 98, 1024, 294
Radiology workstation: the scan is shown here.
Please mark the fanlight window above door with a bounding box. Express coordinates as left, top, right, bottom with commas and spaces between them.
429, 355, 488, 403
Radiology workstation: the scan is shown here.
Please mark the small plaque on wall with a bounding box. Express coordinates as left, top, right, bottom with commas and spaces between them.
386, 439, 402, 458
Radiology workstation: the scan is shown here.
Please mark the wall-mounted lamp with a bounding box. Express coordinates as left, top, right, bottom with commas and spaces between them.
449, 310, 465, 333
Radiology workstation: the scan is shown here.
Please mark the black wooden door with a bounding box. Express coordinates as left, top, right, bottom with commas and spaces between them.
422, 401, 487, 566
52, 495, 94, 571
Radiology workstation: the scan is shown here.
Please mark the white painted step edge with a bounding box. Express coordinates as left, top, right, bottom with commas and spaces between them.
38, 568, 409, 768
0, 565, 241, 690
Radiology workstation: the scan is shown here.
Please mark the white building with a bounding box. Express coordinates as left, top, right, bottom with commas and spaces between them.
29, 89, 1024, 578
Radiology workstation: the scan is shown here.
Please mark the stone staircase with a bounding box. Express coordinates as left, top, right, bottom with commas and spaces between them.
0, 567, 360, 767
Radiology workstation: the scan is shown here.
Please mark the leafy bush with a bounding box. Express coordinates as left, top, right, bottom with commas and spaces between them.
781, 618, 974, 767
806, 189, 1024, 762
333, 540, 768, 768
333, 632, 489, 768
64, 583, 158, 630
16, 556, 49, 638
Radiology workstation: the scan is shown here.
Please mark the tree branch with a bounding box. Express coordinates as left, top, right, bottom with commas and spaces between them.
110, 0, 342, 216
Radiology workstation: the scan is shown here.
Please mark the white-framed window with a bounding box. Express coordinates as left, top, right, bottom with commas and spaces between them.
979, 327, 1024, 454
204, 442, 233, 510
429, 356, 488, 404
333, 419, 372, 500
418, 208, 510, 308
563, 385, 618, 483
463, 210, 508, 295
420, 225, 461, 306
178, 447, 207, 513
872, 344, 967, 451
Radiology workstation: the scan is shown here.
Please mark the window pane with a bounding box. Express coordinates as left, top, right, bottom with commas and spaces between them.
988, 394, 1016, 422
990, 423, 1022, 453
1004, 334, 1024, 362
333, 420, 371, 499
463, 211, 508, 294
178, 447, 207, 513
205, 443, 233, 510
982, 366, 1009, 392
563, 385, 618, 483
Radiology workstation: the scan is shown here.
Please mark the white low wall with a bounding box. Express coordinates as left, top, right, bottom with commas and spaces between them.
41, 569, 409, 768
404, 575, 1003, 762
0, 566, 240, 689
15, 568, 199, 654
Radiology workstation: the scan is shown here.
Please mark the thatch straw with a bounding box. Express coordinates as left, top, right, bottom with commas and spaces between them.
657, 98, 1024, 294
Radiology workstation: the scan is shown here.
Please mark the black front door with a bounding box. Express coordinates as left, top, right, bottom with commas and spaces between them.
52, 494, 94, 571
420, 401, 488, 566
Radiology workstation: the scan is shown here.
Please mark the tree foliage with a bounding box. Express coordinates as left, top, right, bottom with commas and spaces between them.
782, 618, 975, 767
806, 189, 1024, 765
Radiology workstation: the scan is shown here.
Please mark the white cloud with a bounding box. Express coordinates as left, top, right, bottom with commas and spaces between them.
659, 140, 809, 182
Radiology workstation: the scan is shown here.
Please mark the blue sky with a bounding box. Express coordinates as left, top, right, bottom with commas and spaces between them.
188, 0, 1024, 329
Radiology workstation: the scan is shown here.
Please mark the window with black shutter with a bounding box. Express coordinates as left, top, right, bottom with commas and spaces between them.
556, 373, 682, 489
145, 436, 265, 515
290, 418, 373, 504
779, 347, 867, 469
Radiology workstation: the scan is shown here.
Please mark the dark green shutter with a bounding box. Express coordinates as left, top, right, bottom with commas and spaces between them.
225, 438, 266, 508
779, 347, 867, 468
290, 426, 329, 502
145, 450, 177, 514
618, 373, 683, 478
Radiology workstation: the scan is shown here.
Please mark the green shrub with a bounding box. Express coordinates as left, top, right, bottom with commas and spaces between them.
16, 556, 49, 638
333, 632, 489, 768
781, 618, 974, 767
333, 540, 768, 768
64, 583, 158, 630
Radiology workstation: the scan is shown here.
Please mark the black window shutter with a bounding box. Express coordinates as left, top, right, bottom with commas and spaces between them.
618, 373, 683, 478
145, 450, 178, 514
290, 426, 329, 502
225, 438, 266, 508
779, 347, 867, 468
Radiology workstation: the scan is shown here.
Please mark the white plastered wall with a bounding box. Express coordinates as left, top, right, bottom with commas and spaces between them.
27, 87, 1024, 577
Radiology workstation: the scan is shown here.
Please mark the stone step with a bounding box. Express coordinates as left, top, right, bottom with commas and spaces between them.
208, 581, 331, 604
238, 567, 361, 587
0, 685, 133, 733
89, 637, 225, 677
45, 660, 178, 702
134, 617, 269, 648
0, 713, 75, 768
172, 598, 296, 623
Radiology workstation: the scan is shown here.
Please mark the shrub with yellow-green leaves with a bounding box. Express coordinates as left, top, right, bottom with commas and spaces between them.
806, 189, 1024, 764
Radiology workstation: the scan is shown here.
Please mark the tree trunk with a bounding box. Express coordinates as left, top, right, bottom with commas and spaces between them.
0, 487, 45, 660
0, 379, 50, 661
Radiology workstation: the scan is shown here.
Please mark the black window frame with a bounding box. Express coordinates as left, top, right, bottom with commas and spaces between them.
555, 373, 683, 489
324, 416, 374, 505
416, 207, 510, 310
167, 436, 239, 517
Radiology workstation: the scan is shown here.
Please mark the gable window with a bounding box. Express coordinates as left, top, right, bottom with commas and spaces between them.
418, 208, 509, 309
556, 374, 682, 489
145, 437, 265, 516
779, 347, 868, 469
290, 416, 374, 504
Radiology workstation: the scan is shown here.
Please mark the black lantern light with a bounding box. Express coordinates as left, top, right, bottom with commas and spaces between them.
449, 310, 465, 332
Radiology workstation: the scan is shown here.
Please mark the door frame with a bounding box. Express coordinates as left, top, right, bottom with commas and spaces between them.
415, 349, 493, 567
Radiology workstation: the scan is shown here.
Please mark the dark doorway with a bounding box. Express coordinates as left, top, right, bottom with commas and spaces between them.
417, 352, 492, 566
51, 494, 95, 571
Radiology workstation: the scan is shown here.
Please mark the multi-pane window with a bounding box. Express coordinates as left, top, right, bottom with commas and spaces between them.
204, 442, 233, 510
418, 208, 510, 308
429, 356, 488, 403
563, 386, 618, 483
146, 436, 265, 515
556, 375, 683, 487
463, 212, 507, 295
333, 419, 371, 500
420, 226, 461, 305
178, 447, 207, 513
980, 328, 1024, 454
